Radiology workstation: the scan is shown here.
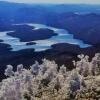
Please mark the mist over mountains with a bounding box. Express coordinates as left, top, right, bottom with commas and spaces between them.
0, 1, 100, 44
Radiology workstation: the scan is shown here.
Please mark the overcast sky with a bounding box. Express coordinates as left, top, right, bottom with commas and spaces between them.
0, 0, 100, 4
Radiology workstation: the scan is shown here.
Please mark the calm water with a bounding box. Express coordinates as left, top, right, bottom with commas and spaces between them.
0, 23, 91, 52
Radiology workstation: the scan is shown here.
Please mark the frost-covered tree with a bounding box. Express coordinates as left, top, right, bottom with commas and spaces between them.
0, 53, 100, 100
17, 64, 23, 74
91, 53, 100, 75
30, 61, 40, 75
4, 65, 14, 77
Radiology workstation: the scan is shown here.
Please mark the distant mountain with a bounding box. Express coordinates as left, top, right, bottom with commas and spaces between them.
0, 1, 100, 23
54, 13, 100, 45
0, 1, 100, 44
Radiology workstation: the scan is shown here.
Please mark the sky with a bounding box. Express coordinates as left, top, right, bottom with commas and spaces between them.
0, 0, 100, 4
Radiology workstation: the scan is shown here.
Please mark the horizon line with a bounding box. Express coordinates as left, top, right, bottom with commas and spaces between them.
0, 1, 100, 5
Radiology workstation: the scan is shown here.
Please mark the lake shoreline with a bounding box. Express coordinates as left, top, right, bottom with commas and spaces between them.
0, 23, 91, 52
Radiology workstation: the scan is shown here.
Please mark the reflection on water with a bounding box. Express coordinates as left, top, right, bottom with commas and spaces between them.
0, 23, 91, 52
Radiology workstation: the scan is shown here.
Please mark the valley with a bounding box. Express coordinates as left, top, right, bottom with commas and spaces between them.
0, 1, 100, 81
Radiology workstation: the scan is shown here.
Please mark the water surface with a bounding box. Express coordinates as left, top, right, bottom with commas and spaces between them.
0, 23, 92, 52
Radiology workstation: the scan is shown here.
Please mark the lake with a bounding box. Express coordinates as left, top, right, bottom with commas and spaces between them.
0, 23, 92, 52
